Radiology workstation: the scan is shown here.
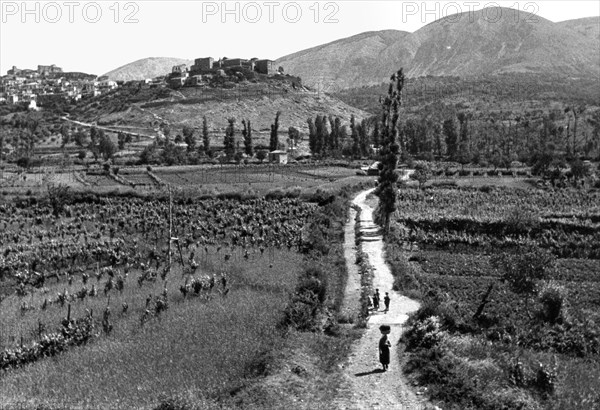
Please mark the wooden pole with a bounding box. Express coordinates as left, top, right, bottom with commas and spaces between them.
168, 185, 172, 276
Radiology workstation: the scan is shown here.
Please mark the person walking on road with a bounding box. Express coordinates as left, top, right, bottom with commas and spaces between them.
373, 289, 380, 311
378, 327, 391, 371
384, 292, 390, 313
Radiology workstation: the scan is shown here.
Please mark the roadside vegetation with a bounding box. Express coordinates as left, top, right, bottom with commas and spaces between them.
386, 183, 600, 409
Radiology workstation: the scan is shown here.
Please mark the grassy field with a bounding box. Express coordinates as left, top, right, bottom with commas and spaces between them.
386, 184, 600, 409
0, 164, 364, 197
0, 249, 302, 409
0, 178, 373, 409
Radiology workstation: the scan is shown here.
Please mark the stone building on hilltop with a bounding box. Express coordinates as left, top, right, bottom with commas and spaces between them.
189, 56, 276, 75
255, 59, 276, 75
172, 64, 188, 74
37, 64, 63, 76
193, 57, 214, 71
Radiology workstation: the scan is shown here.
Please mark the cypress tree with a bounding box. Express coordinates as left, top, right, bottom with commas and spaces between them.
269, 111, 281, 151
328, 115, 338, 153
202, 116, 210, 153
308, 117, 317, 155
372, 121, 380, 148
359, 118, 370, 157
314, 114, 330, 157
443, 117, 458, 160
242, 119, 253, 156
334, 117, 342, 155
224, 118, 236, 158
351, 115, 360, 159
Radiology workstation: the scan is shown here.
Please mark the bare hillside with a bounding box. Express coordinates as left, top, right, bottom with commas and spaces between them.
102, 57, 193, 81
72, 82, 371, 137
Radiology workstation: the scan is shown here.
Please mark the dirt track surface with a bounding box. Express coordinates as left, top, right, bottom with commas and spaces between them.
333, 188, 435, 410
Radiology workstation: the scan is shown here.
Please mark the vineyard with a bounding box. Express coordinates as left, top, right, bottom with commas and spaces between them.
387, 185, 600, 409
0, 164, 361, 196
0, 185, 358, 408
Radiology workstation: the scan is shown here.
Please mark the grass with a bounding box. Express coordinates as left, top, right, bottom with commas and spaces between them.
0, 249, 302, 409
1, 165, 366, 198
0, 178, 373, 410
386, 185, 600, 410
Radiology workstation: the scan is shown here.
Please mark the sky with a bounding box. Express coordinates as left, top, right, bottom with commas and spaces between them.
1, 0, 599, 76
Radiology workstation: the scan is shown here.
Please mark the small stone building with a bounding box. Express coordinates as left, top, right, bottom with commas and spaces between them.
269, 150, 288, 164
193, 57, 214, 71
255, 59, 276, 75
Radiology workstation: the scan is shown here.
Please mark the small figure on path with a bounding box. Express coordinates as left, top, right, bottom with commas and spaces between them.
384, 292, 390, 313
373, 289, 380, 311
379, 325, 391, 371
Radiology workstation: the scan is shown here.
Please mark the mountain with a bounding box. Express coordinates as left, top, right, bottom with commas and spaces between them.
557, 16, 600, 41
102, 57, 193, 81
276, 8, 600, 88
275, 30, 417, 91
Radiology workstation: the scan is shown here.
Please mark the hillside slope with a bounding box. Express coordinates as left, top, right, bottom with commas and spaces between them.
276, 8, 599, 88
71, 82, 372, 137
276, 30, 417, 90
557, 16, 600, 41
102, 57, 193, 81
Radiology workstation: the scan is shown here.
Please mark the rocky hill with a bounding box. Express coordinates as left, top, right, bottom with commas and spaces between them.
276, 8, 599, 88
102, 57, 193, 81
71, 81, 370, 137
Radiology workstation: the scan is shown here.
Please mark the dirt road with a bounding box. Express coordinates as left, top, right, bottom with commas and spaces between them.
333, 188, 435, 410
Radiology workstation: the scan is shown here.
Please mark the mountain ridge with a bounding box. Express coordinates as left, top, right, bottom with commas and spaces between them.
100, 10, 599, 88
103, 57, 193, 82
276, 8, 599, 88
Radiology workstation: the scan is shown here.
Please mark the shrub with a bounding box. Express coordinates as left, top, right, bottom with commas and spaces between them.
16, 157, 30, 168
536, 282, 567, 324
404, 316, 445, 351
533, 362, 558, 395
265, 188, 285, 200
299, 266, 328, 304
508, 359, 527, 388
281, 266, 328, 331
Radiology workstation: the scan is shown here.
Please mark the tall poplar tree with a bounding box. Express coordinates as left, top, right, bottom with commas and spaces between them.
376, 69, 405, 234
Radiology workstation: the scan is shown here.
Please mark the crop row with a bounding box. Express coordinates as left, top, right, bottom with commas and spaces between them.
0, 197, 316, 287
396, 186, 600, 222
396, 224, 600, 259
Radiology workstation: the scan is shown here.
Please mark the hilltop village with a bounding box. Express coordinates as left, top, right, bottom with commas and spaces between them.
0, 64, 114, 108
0, 57, 288, 110
167, 56, 281, 88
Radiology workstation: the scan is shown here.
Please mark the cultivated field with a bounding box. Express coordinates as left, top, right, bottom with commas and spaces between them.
387, 185, 600, 409
0, 164, 362, 196
0, 193, 324, 408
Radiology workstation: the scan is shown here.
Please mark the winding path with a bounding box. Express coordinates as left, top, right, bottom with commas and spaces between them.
333, 188, 433, 410
61, 115, 156, 140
